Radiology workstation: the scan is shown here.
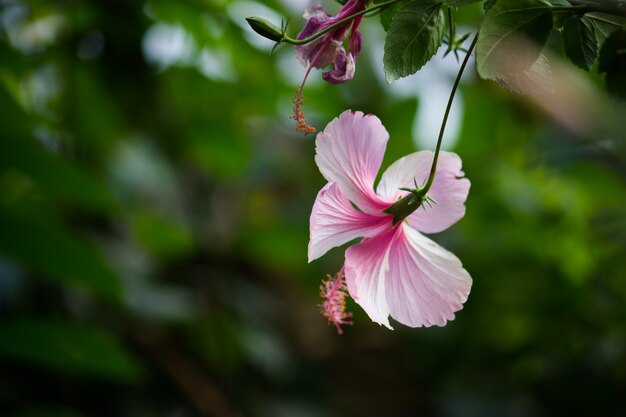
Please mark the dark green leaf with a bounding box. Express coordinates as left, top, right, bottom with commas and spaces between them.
10, 406, 84, 417
567, 0, 626, 17
598, 29, 626, 98
563, 16, 598, 70
496, 53, 554, 94
380, 2, 404, 31
0, 206, 122, 301
586, 12, 625, 47
441, 0, 483, 6
484, 0, 497, 11
131, 209, 193, 259
476, 0, 554, 94
383, 0, 446, 83
0, 134, 116, 213
0, 319, 140, 382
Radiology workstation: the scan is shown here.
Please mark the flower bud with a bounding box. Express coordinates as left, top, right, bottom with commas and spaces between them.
246, 17, 283, 42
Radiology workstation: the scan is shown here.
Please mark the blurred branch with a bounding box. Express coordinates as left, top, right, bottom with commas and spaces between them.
133, 328, 241, 417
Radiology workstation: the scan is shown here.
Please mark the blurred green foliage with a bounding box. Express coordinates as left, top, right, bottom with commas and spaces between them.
0, 1, 625, 417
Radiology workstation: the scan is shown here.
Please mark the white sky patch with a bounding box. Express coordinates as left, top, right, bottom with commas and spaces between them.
277, 0, 313, 16
142, 22, 237, 81
22, 64, 62, 118
142, 23, 194, 69
198, 48, 237, 82
364, 23, 475, 151
413, 78, 463, 151
275, 48, 323, 89
1, 5, 66, 54
227, 1, 283, 51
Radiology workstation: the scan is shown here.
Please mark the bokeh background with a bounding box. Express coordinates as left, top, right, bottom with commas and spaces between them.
1, 1, 626, 416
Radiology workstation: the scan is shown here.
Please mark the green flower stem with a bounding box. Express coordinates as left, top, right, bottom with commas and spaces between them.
448, 7, 454, 45
283, 0, 404, 45
561, 1, 626, 17
422, 32, 477, 196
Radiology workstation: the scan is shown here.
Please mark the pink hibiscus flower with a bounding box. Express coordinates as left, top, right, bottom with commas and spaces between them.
309, 110, 472, 330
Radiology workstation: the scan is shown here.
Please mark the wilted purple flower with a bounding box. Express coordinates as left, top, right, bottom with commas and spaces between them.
295, 0, 365, 84
292, 0, 366, 134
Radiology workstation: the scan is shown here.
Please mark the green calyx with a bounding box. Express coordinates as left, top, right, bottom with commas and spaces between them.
383, 183, 434, 227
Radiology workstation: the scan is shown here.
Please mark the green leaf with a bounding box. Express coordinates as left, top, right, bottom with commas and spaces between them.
380, 2, 404, 31
484, 0, 497, 11
0, 134, 116, 213
566, 0, 626, 17
0, 319, 140, 382
441, 0, 483, 6
383, 0, 446, 83
563, 16, 598, 70
598, 29, 626, 98
586, 12, 625, 48
131, 209, 193, 259
496, 53, 554, 95
0, 206, 122, 301
476, 0, 554, 94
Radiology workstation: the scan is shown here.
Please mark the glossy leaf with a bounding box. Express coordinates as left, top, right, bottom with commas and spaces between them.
380, 2, 404, 31
383, 0, 446, 83
586, 12, 625, 48
566, 0, 626, 17
496, 53, 553, 95
563, 16, 598, 70
441, 0, 483, 5
476, 0, 554, 94
598, 29, 626, 98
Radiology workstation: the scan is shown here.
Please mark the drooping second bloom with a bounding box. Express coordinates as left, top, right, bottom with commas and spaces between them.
295, 0, 365, 84
292, 0, 366, 134
310, 110, 472, 330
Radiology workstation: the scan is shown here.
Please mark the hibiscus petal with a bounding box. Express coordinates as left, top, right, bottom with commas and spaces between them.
322, 48, 356, 84
315, 110, 390, 214
344, 229, 396, 329
377, 151, 433, 201
349, 28, 362, 59
302, 2, 331, 21
295, 3, 334, 68
386, 225, 472, 327
309, 183, 390, 262
377, 151, 470, 234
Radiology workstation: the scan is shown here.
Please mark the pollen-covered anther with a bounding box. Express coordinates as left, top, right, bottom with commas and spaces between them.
292, 90, 316, 135
319, 269, 353, 334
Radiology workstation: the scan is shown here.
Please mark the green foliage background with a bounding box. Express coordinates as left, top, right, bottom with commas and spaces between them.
1, 1, 625, 416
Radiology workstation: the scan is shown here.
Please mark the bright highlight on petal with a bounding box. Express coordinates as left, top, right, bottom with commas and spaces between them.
309, 183, 390, 262
385, 225, 471, 328
309, 110, 473, 332
315, 110, 391, 214
344, 229, 395, 329
377, 151, 470, 234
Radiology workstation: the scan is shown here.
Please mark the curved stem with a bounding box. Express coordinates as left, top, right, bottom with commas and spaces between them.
422, 33, 477, 195
447, 7, 454, 44
558, 2, 626, 17
283, 0, 404, 45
